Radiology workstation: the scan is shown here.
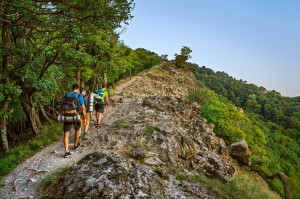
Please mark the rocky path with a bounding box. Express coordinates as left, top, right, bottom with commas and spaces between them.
114, 76, 142, 95
0, 76, 142, 199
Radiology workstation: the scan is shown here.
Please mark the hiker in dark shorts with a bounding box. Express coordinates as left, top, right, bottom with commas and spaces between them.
94, 85, 109, 128
62, 84, 86, 158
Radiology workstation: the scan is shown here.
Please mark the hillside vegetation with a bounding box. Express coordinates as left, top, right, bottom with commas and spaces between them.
0, 1, 298, 198
188, 63, 300, 198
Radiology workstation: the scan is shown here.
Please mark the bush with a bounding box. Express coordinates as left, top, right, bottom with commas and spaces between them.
175, 55, 188, 69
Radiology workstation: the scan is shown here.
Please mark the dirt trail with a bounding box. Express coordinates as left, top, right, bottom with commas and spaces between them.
114, 76, 142, 95
0, 76, 142, 199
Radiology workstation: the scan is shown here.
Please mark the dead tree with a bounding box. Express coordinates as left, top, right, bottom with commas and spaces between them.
252, 169, 291, 199
37, 102, 53, 125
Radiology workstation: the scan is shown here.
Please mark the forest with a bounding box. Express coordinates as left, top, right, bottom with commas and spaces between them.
188, 63, 300, 198
0, 0, 163, 177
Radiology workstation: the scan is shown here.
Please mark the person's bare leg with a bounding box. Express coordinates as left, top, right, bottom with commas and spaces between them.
64, 131, 70, 152
98, 113, 102, 124
96, 111, 98, 121
84, 124, 89, 133
74, 129, 81, 146
97, 112, 101, 124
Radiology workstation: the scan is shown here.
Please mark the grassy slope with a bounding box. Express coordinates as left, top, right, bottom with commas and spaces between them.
0, 123, 63, 179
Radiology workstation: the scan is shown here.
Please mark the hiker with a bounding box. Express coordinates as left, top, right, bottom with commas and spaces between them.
62, 84, 86, 158
94, 85, 109, 128
80, 87, 90, 139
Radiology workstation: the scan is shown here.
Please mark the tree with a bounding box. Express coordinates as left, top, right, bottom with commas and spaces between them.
175, 46, 192, 69
180, 46, 192, 59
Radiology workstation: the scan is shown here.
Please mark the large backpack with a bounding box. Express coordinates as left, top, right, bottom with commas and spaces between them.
62, 92, 81, 116
94, 89, 105, 104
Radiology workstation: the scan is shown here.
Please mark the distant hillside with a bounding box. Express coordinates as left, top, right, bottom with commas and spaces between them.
188, 62, 300, 198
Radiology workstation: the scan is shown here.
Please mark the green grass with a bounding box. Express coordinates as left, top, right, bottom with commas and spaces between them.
129, 142, 142, 148
197, 172, 281, 199
192, 174, 205, 183
38, 164, 71, 196
122, 119, 131, 128
161, 156, 169, 162
112, 118, 131, 129
148, 65, 170, 77
174, 164, 180, 169
175, 174, 185, 182
138, 115, 147, 120
144, 124, 166, 136
0, 123, 63, 178
145, 145, 151, 151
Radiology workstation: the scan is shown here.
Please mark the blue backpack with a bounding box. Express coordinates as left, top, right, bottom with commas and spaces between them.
62, 92, 80, 116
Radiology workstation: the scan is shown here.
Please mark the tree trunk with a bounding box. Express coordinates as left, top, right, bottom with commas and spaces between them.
104, 73, 107, 86
76, 66, 81, 85
21, 93, 42, 135
37, 102, 53, 125
20, 98, 30, 122
0, 97, 10, 156
96, 72, 102, 88
29, 108, 40, 135
91, 78, 96, 93
81, 79, 85, 87
20, 120, 23, 137
277, 172, 291, 199
0, 15, 10, 156
29, 94, 42, 130
252, 169, 291, 199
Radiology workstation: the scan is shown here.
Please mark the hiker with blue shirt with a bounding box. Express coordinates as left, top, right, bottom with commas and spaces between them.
62, 84, 86, 158
94, 85, 109, 128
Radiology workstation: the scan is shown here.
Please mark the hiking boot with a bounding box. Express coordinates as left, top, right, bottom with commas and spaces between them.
83, 133, 88, 140
74, 142, 81, 150
64, 151, 72, 158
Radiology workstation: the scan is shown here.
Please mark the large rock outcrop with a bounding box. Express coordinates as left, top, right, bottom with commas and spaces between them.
40, 152, 166, 199
194, 151, 236, 182
40, 152, 226, 199
228, 141, 251, 167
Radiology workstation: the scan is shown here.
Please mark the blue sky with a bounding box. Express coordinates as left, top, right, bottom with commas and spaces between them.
120, 0, 300, 97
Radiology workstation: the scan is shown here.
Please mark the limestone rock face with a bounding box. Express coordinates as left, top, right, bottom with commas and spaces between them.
195, 151, 236, 182
42, 152, 166, 199
205, 134, 229, 158
229, 140, 251, 167
180, 136, 195, 160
